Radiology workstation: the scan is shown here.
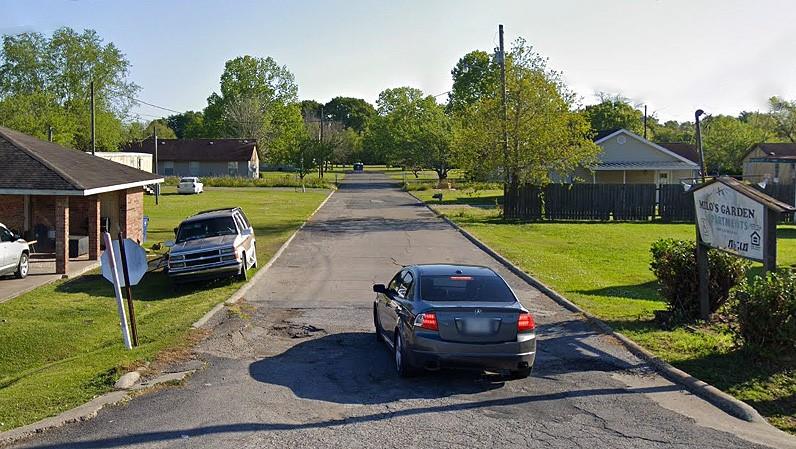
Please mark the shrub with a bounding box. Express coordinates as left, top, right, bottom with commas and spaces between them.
650, 239, 750, 321
731, 270, 796, 353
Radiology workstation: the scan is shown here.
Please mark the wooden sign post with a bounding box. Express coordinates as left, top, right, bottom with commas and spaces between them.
691, 176, 796, 320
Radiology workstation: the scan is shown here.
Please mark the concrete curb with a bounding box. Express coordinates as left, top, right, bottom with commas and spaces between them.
191, 188, 336, 328
411, 193, 769, 425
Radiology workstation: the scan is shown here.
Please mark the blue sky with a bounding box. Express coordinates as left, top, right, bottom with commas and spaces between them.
2, 0, 796, 122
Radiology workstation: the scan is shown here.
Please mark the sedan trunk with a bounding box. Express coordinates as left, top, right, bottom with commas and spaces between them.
433, 306, 519, 343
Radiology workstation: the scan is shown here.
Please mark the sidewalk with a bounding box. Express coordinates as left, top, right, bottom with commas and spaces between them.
0, 256, 99, 304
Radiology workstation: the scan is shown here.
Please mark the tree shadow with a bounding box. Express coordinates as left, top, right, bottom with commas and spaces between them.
247, 319, 646, 406
573, 281, 664, 303
54, 271, 236, 301
303, 217, 450, 234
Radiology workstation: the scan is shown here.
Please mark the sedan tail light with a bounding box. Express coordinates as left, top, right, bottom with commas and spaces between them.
413, 312, 438, 331
517, 312, 535, 333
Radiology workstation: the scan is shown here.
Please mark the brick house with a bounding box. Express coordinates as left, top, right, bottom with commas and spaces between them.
0, 126, 163, 274
123, 137, 260, 178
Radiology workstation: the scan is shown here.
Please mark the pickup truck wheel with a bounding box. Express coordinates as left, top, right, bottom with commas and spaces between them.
238, 252, 249, 281
15, 252, 29, 279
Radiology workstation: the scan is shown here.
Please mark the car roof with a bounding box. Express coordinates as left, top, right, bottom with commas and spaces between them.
184, 208, 239, 222
411, 264, 498, 277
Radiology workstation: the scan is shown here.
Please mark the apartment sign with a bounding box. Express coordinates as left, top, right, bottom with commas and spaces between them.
694, 181, 765, 261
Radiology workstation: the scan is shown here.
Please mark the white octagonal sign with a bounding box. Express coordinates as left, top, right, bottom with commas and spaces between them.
101, 239, 148, 287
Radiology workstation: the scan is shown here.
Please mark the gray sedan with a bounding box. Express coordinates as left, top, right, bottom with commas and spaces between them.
373, 264, 536, 378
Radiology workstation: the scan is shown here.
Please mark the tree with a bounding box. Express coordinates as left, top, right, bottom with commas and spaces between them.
702, 115, 768, 174
202, 55, 302, 158
323, 97, 376, 133
299, 99, 322, 121
651, 120, 694, 144
123, 119, 176, 142
0, 28, 138, 150
581, 93, 645, 135
364, 87, 454, 179
447, 50, 498, 114
768, 96, 796, 142
452, 39, 599, 187
166, 111, 205, 138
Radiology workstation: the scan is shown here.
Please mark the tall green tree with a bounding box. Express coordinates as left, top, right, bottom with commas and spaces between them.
364, 87, 453, 179
202, 55, 302, 158
447, 50, 498, 114
0, 28, 138, 150
323, 97, 376, 133
165, 111, 206, 138
453, 39, 599, 186
581, 93, 645, 135
768, 96, 796, 142
702, 115, 769, 174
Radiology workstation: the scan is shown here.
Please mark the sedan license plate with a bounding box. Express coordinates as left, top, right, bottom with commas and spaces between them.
464, 318, 493, 335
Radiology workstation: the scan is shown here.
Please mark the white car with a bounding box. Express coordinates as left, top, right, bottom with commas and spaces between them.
177, 177, 203, 194
0, 223, 30, 279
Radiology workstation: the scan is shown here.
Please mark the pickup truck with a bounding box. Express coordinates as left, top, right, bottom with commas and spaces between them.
166, 207, 257, 283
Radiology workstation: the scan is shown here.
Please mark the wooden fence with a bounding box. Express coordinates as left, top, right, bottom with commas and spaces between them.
504, 182, 796, 223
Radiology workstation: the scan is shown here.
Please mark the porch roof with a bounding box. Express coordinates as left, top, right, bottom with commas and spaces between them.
0, 126, 163, 196
592, 161, 700, 171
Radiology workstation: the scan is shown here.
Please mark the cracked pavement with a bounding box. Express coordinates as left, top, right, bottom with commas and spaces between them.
8, 173, 794, 449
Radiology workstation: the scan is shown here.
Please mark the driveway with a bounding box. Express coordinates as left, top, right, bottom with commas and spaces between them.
9, 173, 794, 449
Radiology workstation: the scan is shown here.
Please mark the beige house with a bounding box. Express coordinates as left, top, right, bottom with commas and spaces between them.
742, 143, 796, 185
571, 129, 700, 185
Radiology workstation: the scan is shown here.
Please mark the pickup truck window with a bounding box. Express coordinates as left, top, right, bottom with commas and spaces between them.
177, 217, 237, 243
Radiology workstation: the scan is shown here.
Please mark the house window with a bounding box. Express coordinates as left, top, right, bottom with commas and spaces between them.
162, 161, 174, 176
189, 161, 200, 175
228, 161, 239, 176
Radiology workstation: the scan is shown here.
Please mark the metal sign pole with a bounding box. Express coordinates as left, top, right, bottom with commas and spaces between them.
117, 233, 139, 347
102, 232, 132, 350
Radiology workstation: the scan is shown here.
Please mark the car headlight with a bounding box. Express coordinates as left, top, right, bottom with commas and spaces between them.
170, 254, 185, 261
170, 262, 185, 268
221, 247, 235, 254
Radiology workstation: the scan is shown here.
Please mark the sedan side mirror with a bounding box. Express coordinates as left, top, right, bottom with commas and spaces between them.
373, 284, 388, 294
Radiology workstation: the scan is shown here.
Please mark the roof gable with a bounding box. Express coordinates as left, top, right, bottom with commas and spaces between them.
594, 129, 699, 167
0, 126, 162, 194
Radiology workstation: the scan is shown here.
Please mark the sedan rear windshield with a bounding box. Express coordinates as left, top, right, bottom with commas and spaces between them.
419, 275, 515, 302
177, 217, 237, 243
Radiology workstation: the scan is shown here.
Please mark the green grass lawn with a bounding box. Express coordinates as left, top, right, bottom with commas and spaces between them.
0, 186, 329, 431
414, 188, 796, 433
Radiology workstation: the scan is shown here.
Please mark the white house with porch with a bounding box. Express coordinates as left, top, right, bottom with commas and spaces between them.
572, 129, 700, 185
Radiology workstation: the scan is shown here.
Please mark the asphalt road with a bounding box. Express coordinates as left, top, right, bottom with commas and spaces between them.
9, 173, 795, 449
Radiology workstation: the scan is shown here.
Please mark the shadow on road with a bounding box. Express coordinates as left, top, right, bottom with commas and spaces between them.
304, 217, 448, 233
16, 383, 680, 449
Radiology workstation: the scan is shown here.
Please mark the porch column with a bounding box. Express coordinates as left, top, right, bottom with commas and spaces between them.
55, 196, 69, 275
623, 170, 627, 184
88, 196, 100, 260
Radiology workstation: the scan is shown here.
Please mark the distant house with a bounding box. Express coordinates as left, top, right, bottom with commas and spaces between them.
123, 137, 260, 178
0, 126, 163, 274
742, 143, 796, 184
568, 129, 700, 185
91, 152, 153, 173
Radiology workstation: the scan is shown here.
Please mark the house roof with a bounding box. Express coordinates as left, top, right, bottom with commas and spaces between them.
657, 142, 700, 164
123, 137, 258, 162
592, 128, 700, 169
745, 142, 796, 160
0, 126, 163, 196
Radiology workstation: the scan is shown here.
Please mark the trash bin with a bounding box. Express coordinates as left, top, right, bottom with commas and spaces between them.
142, 216, 149, 242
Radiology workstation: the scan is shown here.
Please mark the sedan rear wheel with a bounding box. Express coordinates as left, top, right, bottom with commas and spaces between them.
15, 252, 29, 279
394, 331, 417, 378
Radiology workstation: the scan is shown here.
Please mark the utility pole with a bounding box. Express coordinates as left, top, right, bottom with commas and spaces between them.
643, 105, 648, 139
90, 80, 96, 155
319, 106, 324, 178
498, 24, 509, 198
153, 127, 159, 205
48, 125, 53, 142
